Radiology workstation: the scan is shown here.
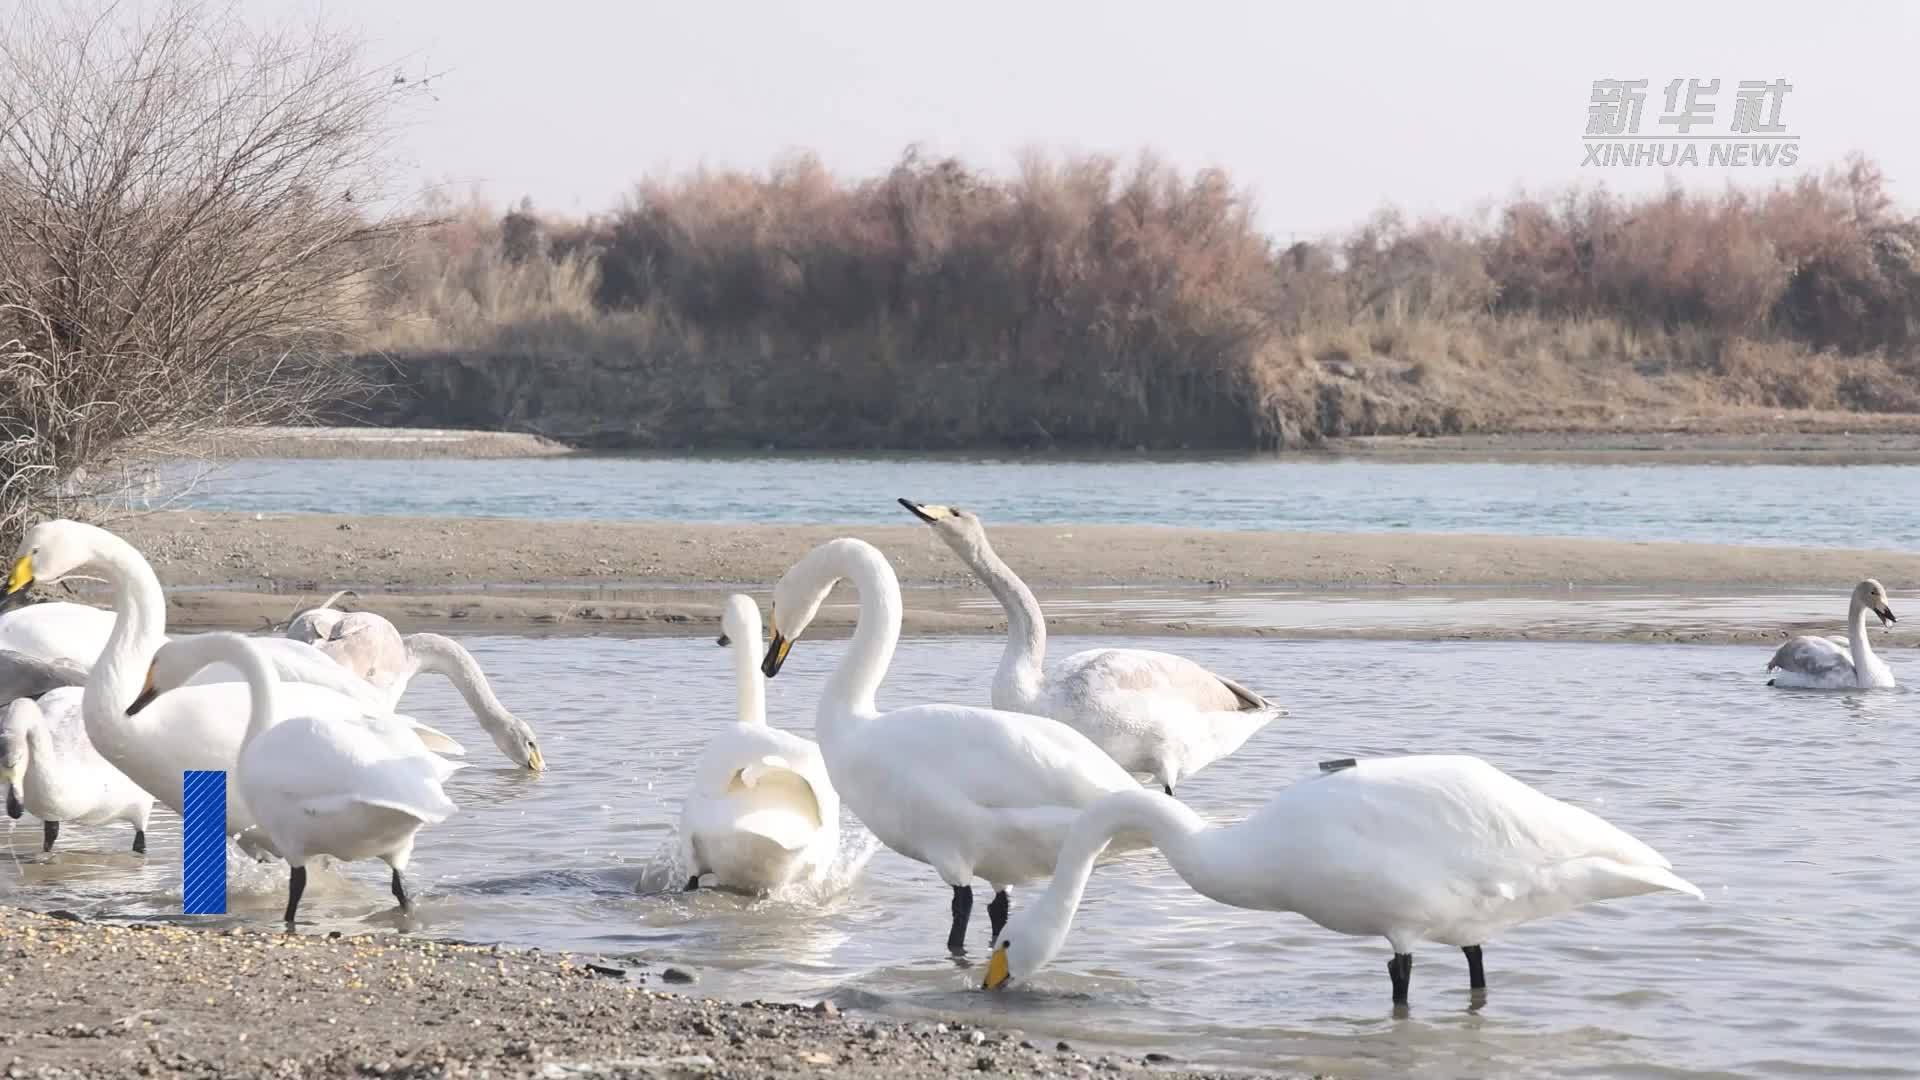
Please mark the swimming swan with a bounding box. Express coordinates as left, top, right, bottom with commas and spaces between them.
1767, 579, 1897, 689
983, 756, 1703, 1003
899, 500, 1280, 794
678, 594, 839, 893
0, 520, 464, 855
286, 605, 544, 771
132, 633, 462, 923
760, 537, 1148, 954
2, 689, 155, 854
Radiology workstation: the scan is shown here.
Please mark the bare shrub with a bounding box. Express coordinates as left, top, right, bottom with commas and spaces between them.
0, 0, 420, 539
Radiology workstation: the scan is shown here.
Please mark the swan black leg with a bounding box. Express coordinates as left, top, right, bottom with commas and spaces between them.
1462, 945, 1486, 990
132, 829, 147, 855
41, 820, 58, 853
391, 868, 412, 913
1163, 784, 1175, 797
684, 874, 701, 892
1387, 952, 1414, 1003
284, 866, 307, 925
987, 889, 1011, 943
947, 885, 973, 955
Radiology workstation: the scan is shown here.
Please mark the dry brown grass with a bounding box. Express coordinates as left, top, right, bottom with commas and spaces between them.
358, 150, 1920, 449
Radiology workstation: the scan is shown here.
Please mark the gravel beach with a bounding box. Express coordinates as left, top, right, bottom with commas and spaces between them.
0, 907, 1262, 1080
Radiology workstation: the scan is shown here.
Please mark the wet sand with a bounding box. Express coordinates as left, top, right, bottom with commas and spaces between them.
58, 511, 1920, 646
194, 427, 570, 459
0, 908, 1251, 1079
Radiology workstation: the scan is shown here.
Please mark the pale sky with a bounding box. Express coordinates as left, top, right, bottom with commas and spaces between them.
303, 0, 1918, 240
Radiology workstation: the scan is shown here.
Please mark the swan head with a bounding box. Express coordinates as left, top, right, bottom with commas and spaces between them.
898, 499, 990, 560
0, 698, 39, 819
491, 715, 545, 772
1, 520, 102, 612
1855, 579, 1896, 626
126, 633, 247, 715
761, 541, 865, 677
717, 594, 762, 649
982, 907, 1070, 991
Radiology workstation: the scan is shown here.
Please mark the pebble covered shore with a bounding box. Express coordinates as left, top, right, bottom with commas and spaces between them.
0, 908, 1271, 1079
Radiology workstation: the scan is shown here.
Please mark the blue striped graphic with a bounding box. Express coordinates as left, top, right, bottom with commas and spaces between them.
181, 770, 227, 915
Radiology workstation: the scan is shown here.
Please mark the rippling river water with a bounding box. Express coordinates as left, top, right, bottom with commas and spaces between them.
164, 454, 1920, 549
5, 632, 1914, 1078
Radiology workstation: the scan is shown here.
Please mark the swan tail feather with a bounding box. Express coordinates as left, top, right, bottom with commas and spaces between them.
1213, 674, 1269, 711
1548, 856, 1705, 904
404, 721, 466, 757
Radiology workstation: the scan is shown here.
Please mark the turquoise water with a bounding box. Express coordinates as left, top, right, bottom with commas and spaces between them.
7, 632, 1914, 1078
166, 454, 1913, 548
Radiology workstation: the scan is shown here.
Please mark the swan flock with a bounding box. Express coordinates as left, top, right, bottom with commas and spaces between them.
0, 490, 1804, 1017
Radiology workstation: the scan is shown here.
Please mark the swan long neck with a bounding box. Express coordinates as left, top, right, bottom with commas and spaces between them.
406, 633, 517, 734
178, 636, 280, 748
815, 542, 901, 738
957, 533, 1047, 712
731, 628, 766, 726
1847, 595, 1876, 676
82, 528, 170, 722
1024, 790, 1213, 959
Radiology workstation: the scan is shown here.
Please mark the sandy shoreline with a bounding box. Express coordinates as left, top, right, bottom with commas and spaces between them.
0, 907, 1254, 1079
28, 511, 1906, 646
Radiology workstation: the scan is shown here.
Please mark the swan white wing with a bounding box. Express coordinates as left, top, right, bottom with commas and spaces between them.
241, 715, 460, 821
1273, 757, 1698, 921
0, 602, 114, 668
184, 636, 396, 711
1767, 635, 1856, 686
318, 612, 411, 690
0, 648, 87, 701
1054, 647, 1265, 713
847, 705, 1137, 813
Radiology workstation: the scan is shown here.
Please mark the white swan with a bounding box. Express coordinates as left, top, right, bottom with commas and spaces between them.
1767, 579, 1897, 689
984, 756, 1703, 1003
761, 537, 1149, 953
2, 688, 155, 854
0, 520, 463, 854
0, 600, 115, 668
134, 633, 461, 923
678, 594, 840, 894
899, 500, 1280, 794
0, 594, 432, 718
285, 604, 544, 771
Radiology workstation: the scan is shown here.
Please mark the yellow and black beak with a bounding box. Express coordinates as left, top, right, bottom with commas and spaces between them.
525, 743, 546, 772
897, 498, 956, 525
126, 668, 160, 716
0, 554, 35, 613
983, 944, 1011, 990
1878, 604, 1897, 626
761, 631, 794, 678
716, 631, 730, 647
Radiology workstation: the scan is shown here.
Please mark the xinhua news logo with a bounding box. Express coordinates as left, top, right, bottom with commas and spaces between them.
1584, 79, 1798, 168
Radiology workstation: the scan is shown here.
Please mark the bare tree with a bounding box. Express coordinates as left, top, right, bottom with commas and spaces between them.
0, 0, 423, 540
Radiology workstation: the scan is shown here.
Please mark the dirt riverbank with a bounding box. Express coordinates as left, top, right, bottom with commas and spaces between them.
30, 511, 1904, 647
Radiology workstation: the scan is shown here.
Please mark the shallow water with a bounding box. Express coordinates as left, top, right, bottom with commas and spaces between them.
5, 632, 1916, 1078
161, 453, 1920, 548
